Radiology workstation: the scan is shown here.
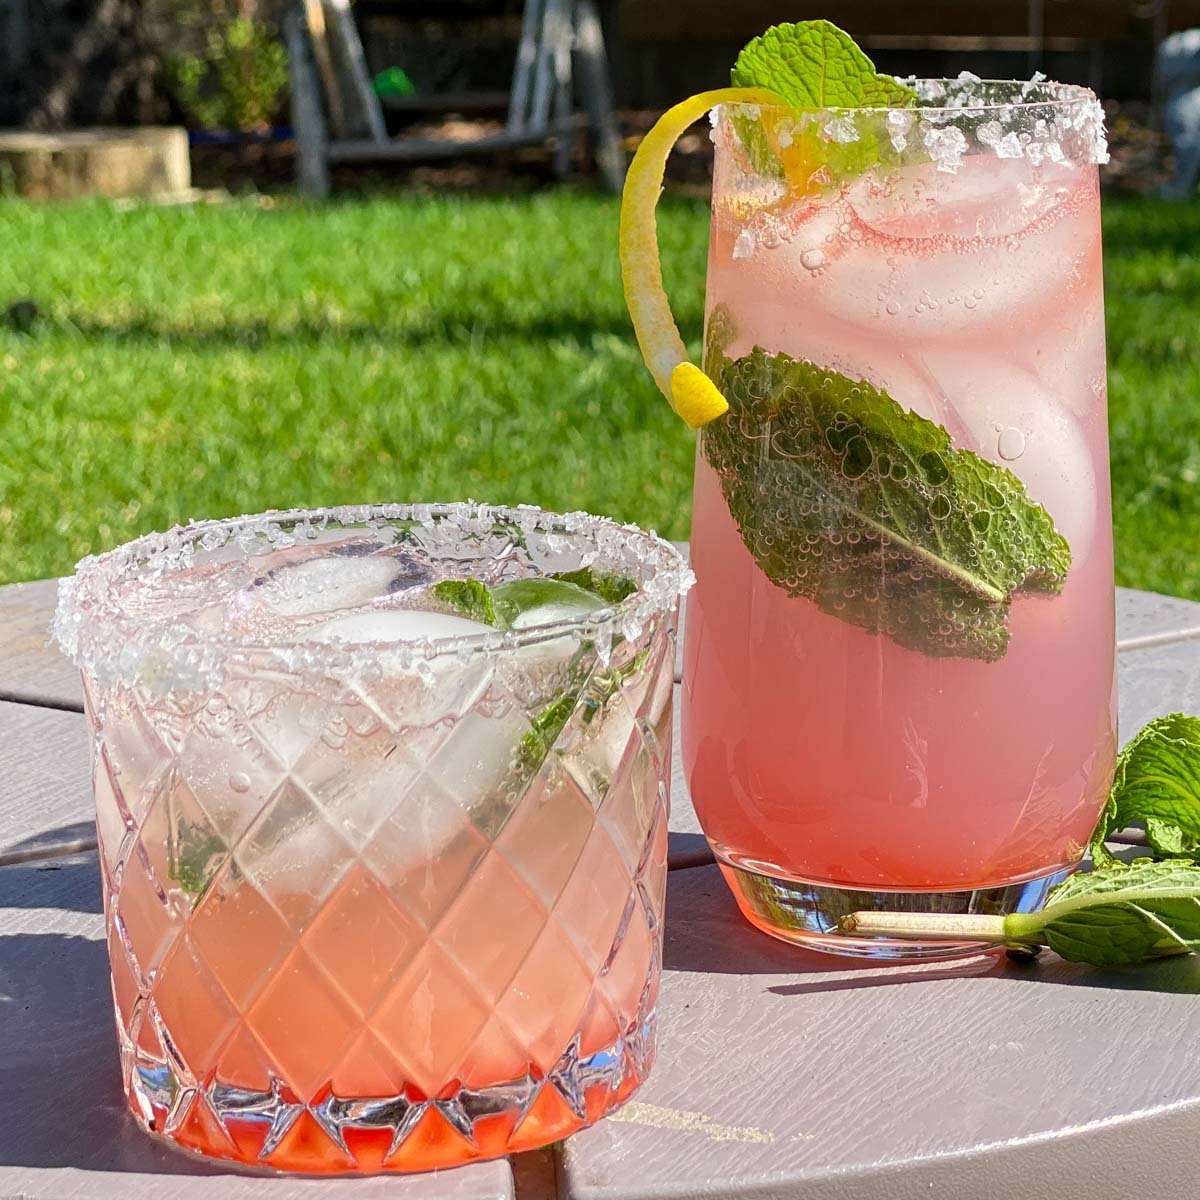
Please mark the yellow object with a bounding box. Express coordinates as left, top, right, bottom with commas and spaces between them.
670, 363, 729, 428
619, 86, 782, 429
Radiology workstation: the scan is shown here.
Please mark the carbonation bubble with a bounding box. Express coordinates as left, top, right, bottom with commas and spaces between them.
997, 427, 1027, 460
229, 771, 251, 793
842, 435, 874, 478
918, 451, 950, 485
800, 248, 826, 271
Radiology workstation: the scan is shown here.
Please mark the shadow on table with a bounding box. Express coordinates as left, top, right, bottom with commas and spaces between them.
665, 830, 714, 869
998, 952, 1200, 995
0, 851, 103, 912
0, 821, 100, 869
0, 931, 243, 1177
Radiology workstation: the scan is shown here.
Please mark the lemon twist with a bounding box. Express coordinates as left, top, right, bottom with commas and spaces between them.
619, 87, 782, 429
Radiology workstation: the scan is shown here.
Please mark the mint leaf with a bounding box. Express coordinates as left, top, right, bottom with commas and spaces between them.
551, 569, 637, 605
434, 574, 623, 629
1004, 859, 1200, 966
703, 345, 1071, 661
518, 689, 580, 774
169, 822, 226, 902
1089, 714, 1200, 867
727, 20, 917, 183
432, 579, 498, 626
731, 20, 917, 109
516, 647, 649, 774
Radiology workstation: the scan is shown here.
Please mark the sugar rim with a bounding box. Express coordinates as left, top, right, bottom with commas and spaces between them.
719, 78, 1100, 117
53, 502, 694, 683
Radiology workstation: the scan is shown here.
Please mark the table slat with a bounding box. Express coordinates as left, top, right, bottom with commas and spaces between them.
0, 578, 84, 710
1119, 635, 1200, 735
1116, 586, 1200, 650
0, 700, 95, 863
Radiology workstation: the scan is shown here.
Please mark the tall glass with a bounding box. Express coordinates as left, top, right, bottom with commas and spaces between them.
55, 504, 688, 1172
681, 81, 1116, 958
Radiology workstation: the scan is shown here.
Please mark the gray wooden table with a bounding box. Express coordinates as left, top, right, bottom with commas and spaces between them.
5, 574, 1200, 1199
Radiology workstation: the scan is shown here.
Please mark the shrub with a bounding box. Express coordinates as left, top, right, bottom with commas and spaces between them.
166, 15, 288, 132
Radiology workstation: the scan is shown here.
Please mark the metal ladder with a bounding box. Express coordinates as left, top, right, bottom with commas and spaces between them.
284, 0, 625, 196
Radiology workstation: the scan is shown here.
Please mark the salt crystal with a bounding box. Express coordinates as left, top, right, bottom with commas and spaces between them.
885, 111, 913, 151
996, 132, 1025, 159
824, 113, 859, 144
1021, 70, 1048, 99
977, 120, 1005, 147
922, 124, 968, 173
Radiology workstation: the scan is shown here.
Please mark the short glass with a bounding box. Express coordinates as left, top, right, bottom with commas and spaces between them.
55, 503, 689, 1172
682, 81, 1117, 958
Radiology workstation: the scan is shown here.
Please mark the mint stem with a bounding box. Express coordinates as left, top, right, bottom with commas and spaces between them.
840, 911, 1010, 942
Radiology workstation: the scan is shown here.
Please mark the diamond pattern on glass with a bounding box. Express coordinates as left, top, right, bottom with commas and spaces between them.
245, 944, 363, 1101
84, 565, 675, 1171
434, 852, 550, 1004
301, 864, 425, 1017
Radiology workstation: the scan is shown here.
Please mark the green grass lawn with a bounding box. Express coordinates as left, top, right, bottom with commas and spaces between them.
1, 190, 1198, 597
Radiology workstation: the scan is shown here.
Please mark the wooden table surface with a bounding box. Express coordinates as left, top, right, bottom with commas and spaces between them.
4, 575, 1200, 1199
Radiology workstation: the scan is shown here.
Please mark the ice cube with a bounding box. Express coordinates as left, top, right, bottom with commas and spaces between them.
305, 607, 492, 644
427, 705, 536, 835
708, 158, 1099, 368
833, 156, 1100, 339
920, 349, 1100, 564
304, 607, 501, 733
492, 579, 606, 630
240, 551, 423, 620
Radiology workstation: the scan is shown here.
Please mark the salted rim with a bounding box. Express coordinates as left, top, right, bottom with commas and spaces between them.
717, 78, 1101, 117
53, 502, 694, 682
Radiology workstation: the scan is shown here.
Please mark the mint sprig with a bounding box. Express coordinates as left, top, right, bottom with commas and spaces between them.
430, 568, 644, 776
1006, 860, 1200, 965
842, 859, 1200, 967
1090, 714, 1200, 867
703, 343, 1070, 661
727, 20, 917, 184
731, 20, 917, 109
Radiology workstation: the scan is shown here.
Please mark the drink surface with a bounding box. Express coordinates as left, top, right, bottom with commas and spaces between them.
86, 529, 673, 1171
683, 127, 1117, 892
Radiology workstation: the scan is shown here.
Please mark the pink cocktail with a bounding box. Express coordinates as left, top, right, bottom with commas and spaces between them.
56, 504, 687, 1170
681, 82, 1117, 957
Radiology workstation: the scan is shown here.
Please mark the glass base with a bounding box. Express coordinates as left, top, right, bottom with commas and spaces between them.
125, 1015, 655, 1173
717, 855, 1072, 961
